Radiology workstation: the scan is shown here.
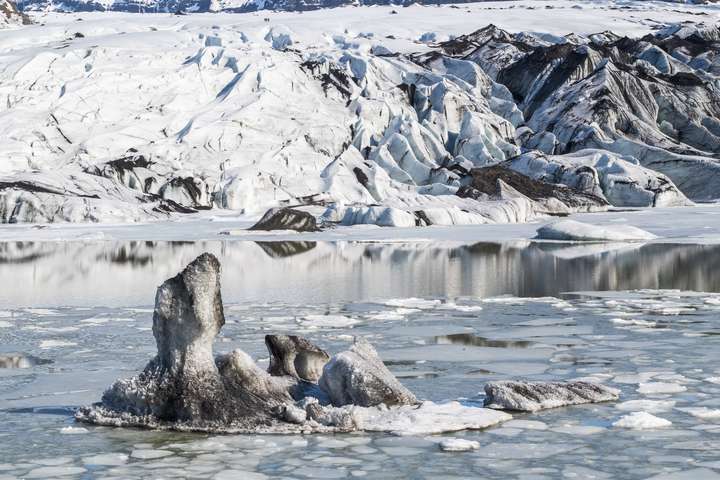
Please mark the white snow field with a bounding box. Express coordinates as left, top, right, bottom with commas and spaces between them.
1, 0, 719, 227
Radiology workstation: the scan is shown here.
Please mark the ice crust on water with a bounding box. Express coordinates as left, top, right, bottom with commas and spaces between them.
637, 382, 688, 395
613, 412, 672, 429
356, 401, 511, 436
676, 407, 720, 420
616, 400, 676, 414
536, 220, 657, 242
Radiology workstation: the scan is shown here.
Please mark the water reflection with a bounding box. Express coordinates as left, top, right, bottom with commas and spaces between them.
0, 354, 51, 369
0, 240, 719, 307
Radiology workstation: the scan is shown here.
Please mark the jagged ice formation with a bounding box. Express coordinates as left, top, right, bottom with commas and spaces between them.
1, 12, 718, 225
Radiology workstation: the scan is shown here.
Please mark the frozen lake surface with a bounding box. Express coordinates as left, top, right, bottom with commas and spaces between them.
2, 240, 720, 479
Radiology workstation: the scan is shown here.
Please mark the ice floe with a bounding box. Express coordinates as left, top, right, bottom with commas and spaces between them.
535, 220, 657, 242
613, 412, 672, 429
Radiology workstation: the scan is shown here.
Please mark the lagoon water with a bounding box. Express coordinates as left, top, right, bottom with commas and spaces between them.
1, 240, 720, 479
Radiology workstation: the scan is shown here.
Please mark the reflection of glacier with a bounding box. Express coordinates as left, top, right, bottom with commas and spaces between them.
1, 240, 719, 307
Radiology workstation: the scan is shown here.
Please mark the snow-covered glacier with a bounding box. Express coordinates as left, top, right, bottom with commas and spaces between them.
0, 2, 718, 225
1, 0, 30, 26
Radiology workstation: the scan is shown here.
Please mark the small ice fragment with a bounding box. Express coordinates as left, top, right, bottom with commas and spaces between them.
299, 314, 360, 328
60, 426, 88, 434
25, 466, 86, 478
613, 412, 672, 429
39, 340, 77, 349
83, 453, 129, 466
214, 470, 268, 480
535, 220, 657, 242
637, 382, 687, 394
382, 298, 440, 309
484, 381, 620, 412
676, 407, 720, 420
610, 318, 657, 328
439, 438, 480, 452
616, 399, 676, 413
130, 449, 173, 460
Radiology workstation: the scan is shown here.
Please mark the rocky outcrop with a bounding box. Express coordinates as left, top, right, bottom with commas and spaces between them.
484, 380, 620, 412
249, 208, 319, 232
458, 164, 609, 214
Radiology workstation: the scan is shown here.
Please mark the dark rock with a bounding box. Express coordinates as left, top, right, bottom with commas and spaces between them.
459, 165, 609, 210
249, 208, 319, 232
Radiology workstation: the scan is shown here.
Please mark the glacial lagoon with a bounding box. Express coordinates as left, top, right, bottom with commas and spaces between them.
2, 240, 720, 479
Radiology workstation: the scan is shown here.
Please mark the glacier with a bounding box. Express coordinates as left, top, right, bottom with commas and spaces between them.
0, 2, 719, 228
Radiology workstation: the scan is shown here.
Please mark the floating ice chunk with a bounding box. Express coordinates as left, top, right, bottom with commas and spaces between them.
637, 382, 687, 394
83, 453, 129, 466
59, 426, 88, 434
646, 469, 720, 480
214, 470, 268, 480
39, 340, 77, 349
320, 338, 417, 407
676, 407, 720, 420
612, 372, 660, 384
551, 424, 605, 435
382, 298, 440, 309
504, 419, 548, 430
438, 438, 480, 452
299, 314, 360, 329
484, 381, 620, 412
613, 412, 672, 429
357, 401, 511, 436
610, 318, 657, 328
535, 220, 657, 242
616, 399, 676, 413
705, 377, 720, 385
24, 466, 86, 478
265, 335, 329, 383
130, 449, 173, 460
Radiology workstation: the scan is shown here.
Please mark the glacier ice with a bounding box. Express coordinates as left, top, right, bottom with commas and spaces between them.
535, 220, 657, 242
483, 380, 620, 412
2, 13, 716, 226
76, 253, 509, 434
